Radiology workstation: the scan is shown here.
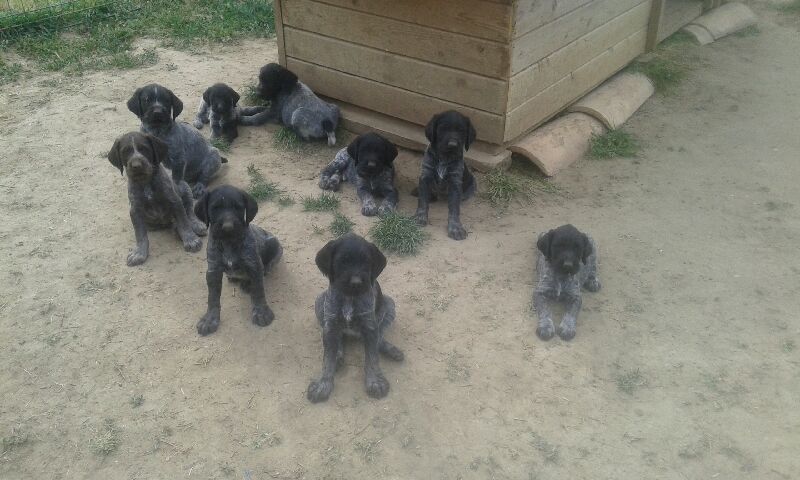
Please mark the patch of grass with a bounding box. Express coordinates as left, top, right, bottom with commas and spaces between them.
251, 431, 282, 449
777, 0, 800, 13
311, 224, 326, 235
302, 192, 340, 212
482, 158, 562, 209
629, 57, 686, 92
616, 368, 647, 395
210, 137, 231, 153
246, 164, 284, 202
733, 25, 760, 38
369, 211, 428, 256
273, 126, 305, 152
2, 427, 29, 452
277, 194, 295, 207
482, 169, 521, 208
589, 129, 640, 159
783, 339, 795, 352
129, 394, 144, 408
0, 59, 22, 84
242, 83, 267, 106
330, 212, 354, 237
90, 419, 120, 456
354, 438, 381, 464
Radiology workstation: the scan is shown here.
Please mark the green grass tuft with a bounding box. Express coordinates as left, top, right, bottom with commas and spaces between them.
129, 394, 144, 408
242, 83, 267, 106
482, 169, 522, 208
210, 137, 231, 153
732, 25, 760, 37
2, 427, 29, 452
90, 419, 120, 456
302, 192, 340, 212
0, 59, 22, 84
273, 126, 305, 152
589, 129, 640, 159
629, 57, 686, 92
481, 161, 561, 209
616, 369, 647, 395
369, 211, 428, 256
246, 164, 284, 202
777, 0, 800, 13
329, 212, 354, 237
277, 194, 295, 207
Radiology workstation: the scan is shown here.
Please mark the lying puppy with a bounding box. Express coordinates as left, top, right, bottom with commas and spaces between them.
107, 131, 206, 266
414, 110, 477, 241
127, 83, 226, 198
194, 185, 283, 336
307, 233, 403, 403
192, 83, 269, 143
533, 224, 601, 341
319, 132, 399, 216
256, 63, 340, 146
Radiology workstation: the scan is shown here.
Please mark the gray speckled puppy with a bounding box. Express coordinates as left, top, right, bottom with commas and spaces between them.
533, 224, 601, 341
107, 131, 206, 266
307, 233, 403, 403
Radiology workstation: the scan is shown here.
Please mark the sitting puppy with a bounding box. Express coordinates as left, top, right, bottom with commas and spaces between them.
127, 83, 227, 198
318, 132, 399, 216
256, 63, 340, 146
107, 131, 207, 266
414, 110, 477, 241
192, 83, 269, 143
307, 233, 404, 403
194, 185, 283, 336
533, 224, 601, 341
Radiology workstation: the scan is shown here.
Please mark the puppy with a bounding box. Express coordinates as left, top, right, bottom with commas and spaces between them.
533, 224, 601, 341
107, 131, 206, 266
319, 132, 399, 216
414, 110, 477, 241
256, 63, 340, 146
307, 233, 404, 403
127, 83, 226, 198
192, 83, 269, 143
194, 186, 283, 336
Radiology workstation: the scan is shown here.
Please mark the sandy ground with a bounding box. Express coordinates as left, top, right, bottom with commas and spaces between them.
1, 4, 799, 479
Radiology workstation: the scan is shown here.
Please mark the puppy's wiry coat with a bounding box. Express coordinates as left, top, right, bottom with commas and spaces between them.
307, 234, 403, 403
319, 133, 399, 216
107, 131, 206, 266
193, 83, 269, 143
195, 186, 283, 336
533, 224, 601, 341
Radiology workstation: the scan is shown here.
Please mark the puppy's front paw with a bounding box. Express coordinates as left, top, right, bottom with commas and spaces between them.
307, 378, 334, 403
584, 277, 601, 292
197, 310, 220, 336
183, 235, 203, 252
126, 248, 148, 266
361, 203, 379, 217
447, 221, 468, 241
318, 175, 340, 191
536, 322, 555, 341
192, 184, 206, 199
191, 219, 208, 237
377, 204, 396, 216
251, 304, 274, 327
557, 322, 576, 341
414, 210, 428, 226
365, 373, 390, 399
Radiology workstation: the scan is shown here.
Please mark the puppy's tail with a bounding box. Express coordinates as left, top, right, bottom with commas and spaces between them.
322, 119, 336, 146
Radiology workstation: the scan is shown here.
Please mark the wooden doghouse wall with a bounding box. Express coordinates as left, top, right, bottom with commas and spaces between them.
505, 0, 653, 141
276, 0, 513, 145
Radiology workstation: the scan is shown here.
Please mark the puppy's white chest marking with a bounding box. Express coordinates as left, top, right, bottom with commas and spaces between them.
143, 185, 155, 202
342, 297, 354, 323
436, 164, 448, 180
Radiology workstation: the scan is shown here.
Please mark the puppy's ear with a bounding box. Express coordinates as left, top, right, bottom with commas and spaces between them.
465, 117, 477, 151
315, 237, 340, 279
277, 66, 299, 91
537, 230, 554, 261
581, 233, 592, 264
384, 139, 398, 164
425, 113, 441, 146
243, 190, 258, 224
194, 192, 210, 226
168, 88, 184, 119
107, 137, 124, 175
146, 134, 169, 165
346, 136, 361, 162
126, 88, 143, 117
231, 89, 241, 105
367, 241, 387, 282
202, 87, 211, 104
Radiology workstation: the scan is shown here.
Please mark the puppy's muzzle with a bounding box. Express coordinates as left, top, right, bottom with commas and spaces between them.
444, 138, 462, 153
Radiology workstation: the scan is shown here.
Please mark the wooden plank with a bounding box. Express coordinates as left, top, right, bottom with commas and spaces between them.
507, 1, 651, 110
284, 28, 508, 114
657, 0, 703, 42
281, 0, 510, 79
313, 0, 513, 43
286, 58, 506, 144
505, 28, 647, 142
511, 0, 647, 74
274, 0, 287, 65
335, 102, 512, 172
646, 0, 665, 51
513, 0, 594, 38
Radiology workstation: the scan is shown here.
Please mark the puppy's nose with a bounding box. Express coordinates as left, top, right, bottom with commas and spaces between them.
562, 260, 574, 270
349, 276, 363, 286
130, 159, 143, 170
446, 139, 459, 149
367, 161, 376, 168
221, 221, 234, 232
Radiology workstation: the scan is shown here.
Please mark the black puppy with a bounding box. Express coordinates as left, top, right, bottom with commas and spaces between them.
307, 233, 404, 403
533, 224, 601, 341
107, 131, 206, 266
194, 185, 283, 336
256, 63, 340, 145
127, 83, 226, 198
192, 83, 269, 143
414, 110, 477, 240
318, 132, 399, 216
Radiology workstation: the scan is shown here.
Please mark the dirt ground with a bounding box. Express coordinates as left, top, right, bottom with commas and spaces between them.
1, 3, 798, 479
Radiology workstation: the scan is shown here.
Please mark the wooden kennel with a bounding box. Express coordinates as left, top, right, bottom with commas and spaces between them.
273, 0, 707, 170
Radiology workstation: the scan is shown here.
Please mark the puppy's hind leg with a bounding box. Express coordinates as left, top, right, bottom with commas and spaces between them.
178, 180, 207, 236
